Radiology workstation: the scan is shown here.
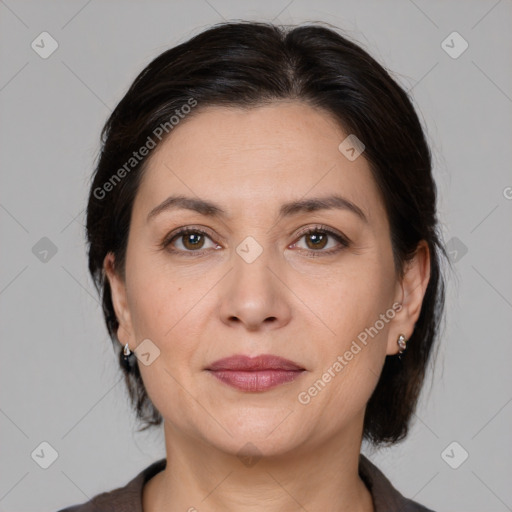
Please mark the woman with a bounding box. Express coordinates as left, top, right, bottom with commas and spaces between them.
59, 21, 446, 512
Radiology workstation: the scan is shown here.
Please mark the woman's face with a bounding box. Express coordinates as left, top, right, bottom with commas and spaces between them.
106, 101, 424, 457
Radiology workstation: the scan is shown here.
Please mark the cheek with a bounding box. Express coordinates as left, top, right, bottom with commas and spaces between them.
127, 271, 203, 420
124, 251, 214, 370
299, 252, 395, 398
125, 248, 191, 335
300, 299, 390, 424
313, 254, 395, 332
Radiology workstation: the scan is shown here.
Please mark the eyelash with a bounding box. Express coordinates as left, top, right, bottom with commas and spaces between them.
161, 225, 350, 258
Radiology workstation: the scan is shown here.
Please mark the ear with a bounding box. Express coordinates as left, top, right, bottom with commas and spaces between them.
387, 240, 431, 355
103, 252, 135, 349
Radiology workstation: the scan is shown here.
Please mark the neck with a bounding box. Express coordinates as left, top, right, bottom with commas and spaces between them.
143, 418, 374, 512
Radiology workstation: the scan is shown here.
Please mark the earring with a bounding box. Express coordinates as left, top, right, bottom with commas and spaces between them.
397, 334, 407, 355
122, 343, 136, 371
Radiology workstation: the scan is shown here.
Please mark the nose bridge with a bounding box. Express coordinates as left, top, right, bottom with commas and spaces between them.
218, 232, 291, 330
231, 233, 277, 299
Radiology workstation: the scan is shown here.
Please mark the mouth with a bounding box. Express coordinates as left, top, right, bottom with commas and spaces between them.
205, 354, 306, 392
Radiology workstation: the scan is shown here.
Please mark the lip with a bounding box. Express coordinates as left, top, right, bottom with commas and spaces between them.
205, 354, 306, 392
207, 354, 304, 372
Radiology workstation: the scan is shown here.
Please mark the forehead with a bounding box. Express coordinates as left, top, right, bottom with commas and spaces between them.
133, 101, 386, 227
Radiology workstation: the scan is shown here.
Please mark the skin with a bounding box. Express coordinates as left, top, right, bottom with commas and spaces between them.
104, 101, 430, 512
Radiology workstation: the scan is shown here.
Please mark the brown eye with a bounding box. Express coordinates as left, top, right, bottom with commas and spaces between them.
292, 226, 350, 256
304, 232, 328, 250
164, 228, 218, 255
181, 232, 205, 250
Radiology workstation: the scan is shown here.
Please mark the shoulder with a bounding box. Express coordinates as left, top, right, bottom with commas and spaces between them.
359, 454, 437, 512
56, 458, 167, 512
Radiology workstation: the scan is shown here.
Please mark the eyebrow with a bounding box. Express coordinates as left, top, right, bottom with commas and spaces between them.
146, 194, 368, 224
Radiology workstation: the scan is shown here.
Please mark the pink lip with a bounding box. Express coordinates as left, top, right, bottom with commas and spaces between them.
206, 355, 305, 392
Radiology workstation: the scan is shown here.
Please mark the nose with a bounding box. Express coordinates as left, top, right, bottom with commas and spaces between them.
218, 244, 292, 332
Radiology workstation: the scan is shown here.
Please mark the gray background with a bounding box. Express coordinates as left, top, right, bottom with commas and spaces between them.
1, 1, 511, 511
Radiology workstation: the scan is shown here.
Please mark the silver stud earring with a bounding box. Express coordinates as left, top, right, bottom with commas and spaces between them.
122, 343, 136, 371
397, 334, 407, 355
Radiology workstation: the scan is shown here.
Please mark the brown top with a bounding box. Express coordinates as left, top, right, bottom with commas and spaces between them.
57, 454, 436, 512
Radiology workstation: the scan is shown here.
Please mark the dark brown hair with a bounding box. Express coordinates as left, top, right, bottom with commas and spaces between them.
86, 21, 447, 446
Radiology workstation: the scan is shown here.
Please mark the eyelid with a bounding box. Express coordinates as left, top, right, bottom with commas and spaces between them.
293, 224, 350, 244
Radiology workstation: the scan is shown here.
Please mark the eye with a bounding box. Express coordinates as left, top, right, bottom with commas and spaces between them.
163, 228, 219, 255
291, 226, 350, 256
162, 225, 350, 257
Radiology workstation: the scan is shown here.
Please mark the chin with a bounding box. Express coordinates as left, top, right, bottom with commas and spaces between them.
197, 410, 306, 459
